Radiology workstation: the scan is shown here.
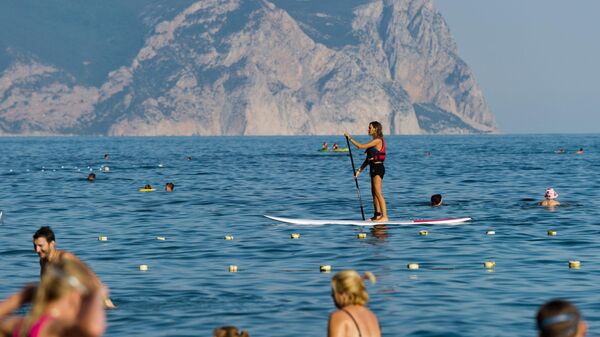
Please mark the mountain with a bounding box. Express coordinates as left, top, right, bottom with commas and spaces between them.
0, 0, 497, 136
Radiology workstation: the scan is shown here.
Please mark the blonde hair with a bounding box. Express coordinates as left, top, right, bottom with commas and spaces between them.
331, 270, 376, 306
20, 259, 97, 337
213, 326, 250, 337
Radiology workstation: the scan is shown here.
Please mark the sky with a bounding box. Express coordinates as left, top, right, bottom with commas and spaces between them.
435, 0, 600, 133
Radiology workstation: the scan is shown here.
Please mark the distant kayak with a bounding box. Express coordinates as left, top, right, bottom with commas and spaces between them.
318, 148, 349, 153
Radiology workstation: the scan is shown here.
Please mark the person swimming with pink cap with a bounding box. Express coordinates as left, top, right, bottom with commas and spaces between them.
539, 187, 560, 207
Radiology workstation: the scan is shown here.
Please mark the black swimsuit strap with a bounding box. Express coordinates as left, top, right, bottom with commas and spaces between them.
341, 308, 362, 337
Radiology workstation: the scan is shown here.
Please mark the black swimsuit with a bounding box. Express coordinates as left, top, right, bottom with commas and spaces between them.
341, 309, 362, 337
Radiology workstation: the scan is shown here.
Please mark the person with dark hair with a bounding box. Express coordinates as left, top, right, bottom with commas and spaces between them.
213, 326, 250, 337
344, 121, 388, 222
32, 226, 116, 309
87, 173, 96, 182
430, 194, 442, 207
165, 182, 175, 192
537, 299, 587, 337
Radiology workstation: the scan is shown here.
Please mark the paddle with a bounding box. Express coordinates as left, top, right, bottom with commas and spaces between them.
345, 136, 366, 220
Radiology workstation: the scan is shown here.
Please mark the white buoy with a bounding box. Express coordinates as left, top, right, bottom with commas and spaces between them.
229, 265, 238, 272
357, 233, 367, 239
290, 233, 301, 239
156, 236, 166, 241
569, 260, 581, 269
224, 235, 234, 240
407, 263, 419, 270
98, 236, 108, 241
548, 230, 557, 236
139, 264, 148, 271
320, 265, 332, 272
484, 261, 495, 269
102, 166, 110, 172
486, 230, 496, 235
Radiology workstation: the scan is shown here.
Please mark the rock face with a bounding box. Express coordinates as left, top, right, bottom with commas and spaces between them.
0, 0, 496, 136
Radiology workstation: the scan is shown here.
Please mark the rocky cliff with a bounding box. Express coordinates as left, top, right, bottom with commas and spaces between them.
0, 0, 496, 135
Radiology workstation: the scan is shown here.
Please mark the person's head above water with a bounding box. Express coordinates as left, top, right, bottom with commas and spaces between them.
22, 258, 105, 337
368, 121, 383, 138
545, 188, 559, 200
87, 173, 96, 181
431, 194, 443, 206
144, 184, 152, 189
331, 270, 376, 308
537, 299, 586, 337
213, 326, 250, 337
33, 226, 56, 260
165, 182, 174, 192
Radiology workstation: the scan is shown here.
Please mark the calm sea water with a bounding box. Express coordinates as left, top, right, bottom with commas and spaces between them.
1, 135, 600, 337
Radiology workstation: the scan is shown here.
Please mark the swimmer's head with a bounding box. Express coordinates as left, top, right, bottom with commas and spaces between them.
537, 299, 586, 337
33, 226, 56, 259
165, 182, 174, 192
87, 173, 96, 181
545, 188, 559, 200
331, 270, 376, 308
213, 326, 250, 337
144, 184, 152, 189
431, 194, 442, 206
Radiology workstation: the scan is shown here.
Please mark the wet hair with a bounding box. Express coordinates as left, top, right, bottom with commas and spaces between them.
87, 173, 96, 181
537, 299, 582, 337
369, 121, 383, 138
331, 270, 376, 306
213, 326, 250, 337
33, 226, 55, 243
431, 194, 442, 206
20, 259, 98, 337
144, 184, 152, 189
165, 182, 175, 191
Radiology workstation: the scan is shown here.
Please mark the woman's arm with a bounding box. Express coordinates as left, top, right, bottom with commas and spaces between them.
355, 158, 369, 178
344, 134, 381, 150
328, 311, 348, 337
0, 284, 35, 317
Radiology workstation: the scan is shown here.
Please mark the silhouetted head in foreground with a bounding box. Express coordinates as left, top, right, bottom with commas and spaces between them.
537, 299, 586, 337
213, 326, 250, 337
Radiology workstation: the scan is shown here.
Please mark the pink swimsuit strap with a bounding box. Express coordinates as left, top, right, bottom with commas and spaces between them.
13, 314, 53, 337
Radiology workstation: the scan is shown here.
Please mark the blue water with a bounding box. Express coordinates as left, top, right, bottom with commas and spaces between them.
1, 135, 600, 337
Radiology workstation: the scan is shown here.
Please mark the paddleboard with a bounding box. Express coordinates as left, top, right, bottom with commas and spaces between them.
264, 215, 471, 226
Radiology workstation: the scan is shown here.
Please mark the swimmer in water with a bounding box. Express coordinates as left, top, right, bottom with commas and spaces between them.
536, 299, 587, 337
144, 184, 153, 190
576, 148, 584, 154
87, 173, 96, 182
322, 142, 329, 151
539, 187, 560, 207
345, 121, 388, 222
430, 194, 442, 207
0, 258, 108, 337
103, 153, 109, 160
32, 226, 116, 309
213, 326, 250, 337
165, 182, 174, 192
328, 270, 381, 337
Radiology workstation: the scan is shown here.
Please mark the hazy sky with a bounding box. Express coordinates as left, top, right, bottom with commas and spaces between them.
435, 0, 600, 133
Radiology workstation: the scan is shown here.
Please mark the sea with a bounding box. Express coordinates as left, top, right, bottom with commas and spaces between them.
1, 134, 599, 337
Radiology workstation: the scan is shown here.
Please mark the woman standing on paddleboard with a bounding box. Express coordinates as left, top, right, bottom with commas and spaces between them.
344, 121, 388, 222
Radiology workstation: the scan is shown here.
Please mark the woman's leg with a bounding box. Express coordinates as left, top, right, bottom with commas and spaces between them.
370, 178, 381, 220
372, 175, 387, 221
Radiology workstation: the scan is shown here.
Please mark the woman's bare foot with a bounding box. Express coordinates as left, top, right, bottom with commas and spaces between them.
373, 216, 388, 222
369, 213, 381, 221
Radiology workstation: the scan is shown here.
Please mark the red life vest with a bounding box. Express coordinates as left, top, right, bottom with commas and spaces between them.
367, 138, 386, 162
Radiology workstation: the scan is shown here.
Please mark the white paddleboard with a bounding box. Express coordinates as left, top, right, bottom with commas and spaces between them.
264, 215, 471, 226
